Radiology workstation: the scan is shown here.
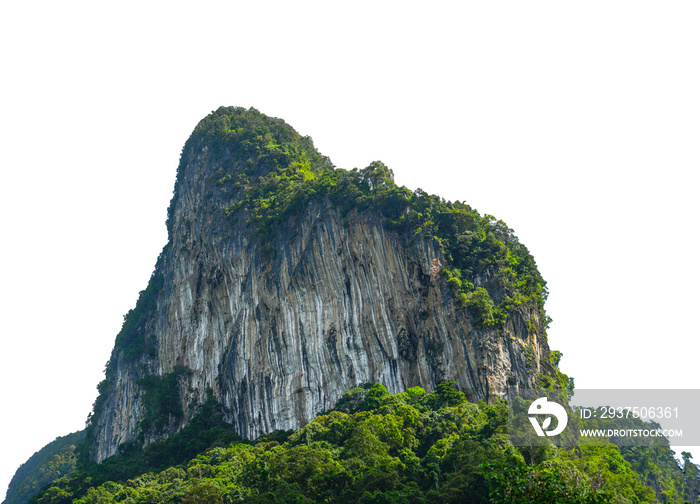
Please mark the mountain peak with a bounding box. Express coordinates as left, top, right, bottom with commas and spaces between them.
87, 107, 553, 462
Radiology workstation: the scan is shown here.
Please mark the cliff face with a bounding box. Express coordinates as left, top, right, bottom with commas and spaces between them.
88, 107, 552, 462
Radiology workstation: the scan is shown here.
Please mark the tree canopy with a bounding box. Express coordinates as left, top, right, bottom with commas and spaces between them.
28, 384, 699, 504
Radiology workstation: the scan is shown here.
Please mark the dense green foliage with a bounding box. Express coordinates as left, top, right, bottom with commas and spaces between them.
177, 107, 548, 330
3, 432, 84, 504
28, 391, 242, 504
621, 447, 700, 503
113, 271, 164, 362
136, 366, 191, 436
29, 384, 699, 504
166, 107, 330, 237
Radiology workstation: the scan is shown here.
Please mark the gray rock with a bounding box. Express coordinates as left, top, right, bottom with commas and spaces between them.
88, 109, 552, 462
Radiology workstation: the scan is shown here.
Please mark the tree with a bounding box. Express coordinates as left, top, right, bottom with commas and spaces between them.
182, 483, 223, 504
682, 451, 700, 503
430, 382, 466, 409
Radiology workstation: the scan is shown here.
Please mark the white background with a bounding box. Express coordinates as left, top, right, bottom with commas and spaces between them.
1, 1, 698, 499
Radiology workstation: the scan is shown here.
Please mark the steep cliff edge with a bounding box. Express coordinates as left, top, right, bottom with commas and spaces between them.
87, 106, 554, 462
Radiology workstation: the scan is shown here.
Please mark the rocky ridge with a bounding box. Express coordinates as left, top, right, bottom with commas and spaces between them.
87, 107, 553, 462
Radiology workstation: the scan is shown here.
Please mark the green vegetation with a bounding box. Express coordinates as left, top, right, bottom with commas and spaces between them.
113, 271, 164, 362
175, 107, 548, 330
28, 391, 242, 504
29, 384, 699, 504
3, 432, 84, 504
81, 262, 169, 468
136, 366, 191, 435
166, 106, 331, 237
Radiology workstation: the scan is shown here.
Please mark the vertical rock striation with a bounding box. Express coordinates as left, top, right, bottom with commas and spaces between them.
88, 107, 553, 462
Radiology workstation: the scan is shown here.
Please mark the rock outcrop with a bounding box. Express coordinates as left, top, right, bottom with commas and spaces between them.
87, 107, 552, 462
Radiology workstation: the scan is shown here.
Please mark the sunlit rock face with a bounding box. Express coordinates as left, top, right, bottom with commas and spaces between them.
89, 107, 551, 462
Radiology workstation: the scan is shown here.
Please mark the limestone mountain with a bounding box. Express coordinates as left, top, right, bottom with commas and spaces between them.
86, 106, 554, 463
